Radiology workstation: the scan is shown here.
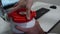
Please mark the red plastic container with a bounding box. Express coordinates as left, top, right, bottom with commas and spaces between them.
8, 8, 36, 23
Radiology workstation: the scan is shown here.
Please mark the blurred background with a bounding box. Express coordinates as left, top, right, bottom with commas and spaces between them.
0, 0, 60, 34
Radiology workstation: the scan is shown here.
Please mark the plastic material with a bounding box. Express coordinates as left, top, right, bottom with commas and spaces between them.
8, 8, 36, 23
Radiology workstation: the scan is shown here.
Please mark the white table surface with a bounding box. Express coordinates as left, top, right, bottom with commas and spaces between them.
0, 17, 10, 34
31, 2, 60, 32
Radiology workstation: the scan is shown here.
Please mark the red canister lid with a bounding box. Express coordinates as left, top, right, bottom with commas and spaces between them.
8, 8, 36, 23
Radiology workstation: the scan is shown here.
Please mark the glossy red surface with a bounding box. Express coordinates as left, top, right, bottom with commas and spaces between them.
8, 8, 36, 23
